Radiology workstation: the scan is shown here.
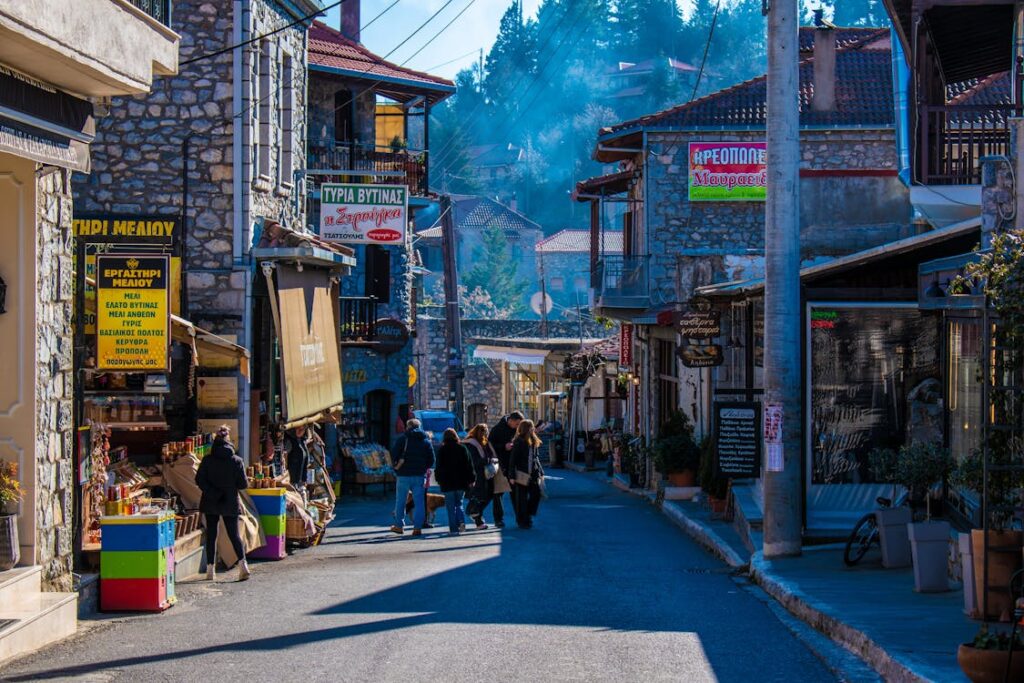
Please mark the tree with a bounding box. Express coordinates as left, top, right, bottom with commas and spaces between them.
462, 224, 528, 314
484, 2, 537, 121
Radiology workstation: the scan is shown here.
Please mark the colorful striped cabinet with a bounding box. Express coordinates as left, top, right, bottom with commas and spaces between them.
247, 488, 287, 560
100, 513, 176, 611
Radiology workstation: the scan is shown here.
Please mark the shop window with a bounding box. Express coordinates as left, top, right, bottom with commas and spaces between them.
365, 245, 391, 303
948, 319, 982, 466
549, 277, 564, 291
509, 364, 541, 417
573, 276, 587, 292
334, 90, 354, 144
278, 51, 294, 188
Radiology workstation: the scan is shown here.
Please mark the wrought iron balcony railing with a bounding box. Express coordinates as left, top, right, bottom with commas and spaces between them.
594, 255, 650, 310
309, 142, 428, 196
125, 0, 172, 26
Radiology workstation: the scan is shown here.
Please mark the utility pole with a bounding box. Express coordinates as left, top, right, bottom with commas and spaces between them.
762, 0, 803, 557
440, 194, 465, 423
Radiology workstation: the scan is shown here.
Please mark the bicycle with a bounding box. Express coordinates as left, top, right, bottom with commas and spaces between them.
843, 491, 909, 567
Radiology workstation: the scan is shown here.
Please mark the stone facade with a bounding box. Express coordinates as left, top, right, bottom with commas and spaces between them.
35, 169, 75, 591
537, 249, 590, 320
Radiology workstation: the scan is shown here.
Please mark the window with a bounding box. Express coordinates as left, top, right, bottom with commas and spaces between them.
365, 245, 391, 303
334, 90, 353, 145
257, 40, 273, 180
279, 51, 294, 188
573, 276, 587, 292
549, 277, 564, 291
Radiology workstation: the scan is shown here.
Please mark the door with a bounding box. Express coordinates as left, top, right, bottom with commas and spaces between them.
366, 390, 393, 447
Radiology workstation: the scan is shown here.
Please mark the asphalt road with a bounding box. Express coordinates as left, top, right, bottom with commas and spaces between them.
1, 471, 835, 683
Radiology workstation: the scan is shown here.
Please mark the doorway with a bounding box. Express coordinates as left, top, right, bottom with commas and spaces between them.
366, 390, 393, 447
467, 402, 488, 429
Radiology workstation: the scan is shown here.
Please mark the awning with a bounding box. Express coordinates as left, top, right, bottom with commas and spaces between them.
573, 170, 634, 201
473, 345, 550, 365
84, 275, 251, 377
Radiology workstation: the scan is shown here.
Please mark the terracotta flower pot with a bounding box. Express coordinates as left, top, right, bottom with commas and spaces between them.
971, 529, 1023, 620
0, 513, 19, 571
957, 643, 1024, 683
667, 470, 696, 487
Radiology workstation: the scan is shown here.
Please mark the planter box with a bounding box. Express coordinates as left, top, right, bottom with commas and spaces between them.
957, 643, 1024, 683
971, 529, 1022, 620
876, 507, 912, 568
908, 520, 951, 592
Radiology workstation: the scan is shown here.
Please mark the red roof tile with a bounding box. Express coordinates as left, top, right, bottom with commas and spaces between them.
308, 21, 454, 103
601, 28, 894, 134
536, 230, 624, 254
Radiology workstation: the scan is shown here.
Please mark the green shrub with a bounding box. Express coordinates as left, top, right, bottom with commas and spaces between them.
651, 411, 700, 474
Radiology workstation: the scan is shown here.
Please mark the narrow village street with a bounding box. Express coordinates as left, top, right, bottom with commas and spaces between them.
1, 472, 834, 683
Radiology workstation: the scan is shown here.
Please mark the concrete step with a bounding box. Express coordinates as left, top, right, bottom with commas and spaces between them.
0, 589, 78, 666
0, 566, 42, 609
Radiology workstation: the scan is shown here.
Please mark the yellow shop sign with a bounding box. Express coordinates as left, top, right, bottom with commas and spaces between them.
96, 254, 170, 371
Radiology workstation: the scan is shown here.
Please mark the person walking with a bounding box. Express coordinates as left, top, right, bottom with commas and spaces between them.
434, 428, 476, 535
511, 419, 544, 529
488, 411, 523, 524
463, 424, 504, 529
390, 418, 435, 536
195, 425, 251, 582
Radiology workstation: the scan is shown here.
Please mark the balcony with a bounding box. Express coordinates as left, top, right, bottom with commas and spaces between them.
339, 296, 378, 346
918, 104, 1023, 185
125, 0, 171, 25
309, 142, 428, 196
594, 255, 651, 314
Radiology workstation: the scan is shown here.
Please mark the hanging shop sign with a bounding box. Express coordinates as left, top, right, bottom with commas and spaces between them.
678, 344, 723, 368
620, 323, 634, 368
95, 255, 170, 371
196, 376, 239, 411
713, 402, 761, 478
0, 65, 94, 173
275, 265, 344, 422
319, 183, 408, 245
677, 310, 721, 339
688, 142, 767, 202
374, 318, 410, 355
408, 364, 418, 388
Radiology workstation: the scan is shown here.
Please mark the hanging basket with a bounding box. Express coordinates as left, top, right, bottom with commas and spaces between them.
0, 513, 19, 571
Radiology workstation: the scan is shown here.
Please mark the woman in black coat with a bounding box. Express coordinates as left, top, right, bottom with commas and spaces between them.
195, 425, 250, 581
433, 429, 476, 535
463, 423, 506, 529
511, 420, 544, 529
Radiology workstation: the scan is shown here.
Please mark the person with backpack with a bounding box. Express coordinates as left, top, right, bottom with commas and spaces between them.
434, 429, 476, 535
389, 418, 435, 536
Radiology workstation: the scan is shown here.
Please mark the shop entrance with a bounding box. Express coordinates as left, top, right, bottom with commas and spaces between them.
366, 390, 393, 447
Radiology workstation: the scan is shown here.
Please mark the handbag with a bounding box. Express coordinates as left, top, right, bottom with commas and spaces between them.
484, 459, 499, 480
514, 470, 531, 487
492, 469, 512, 494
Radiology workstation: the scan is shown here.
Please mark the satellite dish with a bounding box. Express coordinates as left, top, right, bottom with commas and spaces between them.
530, 291, 554, 316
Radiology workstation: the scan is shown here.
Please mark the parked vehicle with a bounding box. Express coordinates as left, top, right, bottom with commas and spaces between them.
843, 491, 910, 567
413, 410, 466, 446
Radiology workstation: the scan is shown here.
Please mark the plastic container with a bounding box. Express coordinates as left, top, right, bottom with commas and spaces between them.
249, 535, 286, 560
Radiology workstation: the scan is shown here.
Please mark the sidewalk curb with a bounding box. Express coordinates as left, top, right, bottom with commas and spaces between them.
749, 553, 925, 683
660, 501, 747, 570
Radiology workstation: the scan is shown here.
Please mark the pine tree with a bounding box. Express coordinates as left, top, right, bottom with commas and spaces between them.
484, 2, 537, 121
462, 224, 528, 314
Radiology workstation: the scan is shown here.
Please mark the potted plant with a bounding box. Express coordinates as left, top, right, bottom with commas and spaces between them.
868, 448, 913, 568
957, 625, 1024, 683
0, 459, 24, 571
651, 411, 700, 487
895, 443, 954, 592
955, 448, 1023, 620
699, 435, 729, 512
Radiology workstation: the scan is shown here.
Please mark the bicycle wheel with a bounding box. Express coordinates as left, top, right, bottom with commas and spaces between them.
843, 512, 878, 566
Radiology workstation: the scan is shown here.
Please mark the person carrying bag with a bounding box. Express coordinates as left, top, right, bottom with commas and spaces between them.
463, 424, 507, 529
510, 419, 544, 529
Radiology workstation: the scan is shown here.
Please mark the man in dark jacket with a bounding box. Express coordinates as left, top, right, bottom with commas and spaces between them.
488, 411, 524, 474
195, 425, 250, 581
390, 419, 435, 535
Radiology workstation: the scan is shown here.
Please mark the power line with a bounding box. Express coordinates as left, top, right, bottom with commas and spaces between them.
399, 0, 478, 68
181, 0, 347, 66
361, 0, 403, 32
425, 46, 483, 72
689, 0, 722, 103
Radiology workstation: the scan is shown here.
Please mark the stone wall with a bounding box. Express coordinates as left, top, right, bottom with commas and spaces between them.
36, 169, 75, 591
537, 250, 590, 320
642, 129, 909, 304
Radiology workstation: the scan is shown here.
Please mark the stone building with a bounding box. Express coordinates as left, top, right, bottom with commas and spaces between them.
0, 0, 178, 660
576, 26, 912, 476
305, 15, 454, 448
536, 230, 623, 320
74, 0, 324, 457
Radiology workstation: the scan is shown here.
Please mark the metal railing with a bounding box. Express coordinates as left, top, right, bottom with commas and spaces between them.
309, 142, 428, 195
339, 296, 378, 343
594, 255, 650, 308
918, 104, 1023, 185
125, 0, 172, 25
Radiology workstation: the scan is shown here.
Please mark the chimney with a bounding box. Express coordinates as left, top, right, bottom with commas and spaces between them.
341, 1, 360, 43
812, 10, 836, 112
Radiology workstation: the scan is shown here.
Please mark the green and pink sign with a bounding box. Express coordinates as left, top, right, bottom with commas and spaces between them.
688, 142, 767, 201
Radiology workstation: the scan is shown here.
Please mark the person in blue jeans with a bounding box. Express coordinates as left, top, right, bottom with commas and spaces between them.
390, 419, 435, 536
433, 428, 476, 535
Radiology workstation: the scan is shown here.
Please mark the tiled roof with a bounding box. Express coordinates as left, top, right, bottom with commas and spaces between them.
415, 196, 542, 239
466, 143, 523, 168
798, 26, 888, 52
574, 170, 634, 198
601, 28, 893, 134
948, 71, 1011, 106
536, 230, 624, 254
308, 22, 455, 102
607, 57, 699, 76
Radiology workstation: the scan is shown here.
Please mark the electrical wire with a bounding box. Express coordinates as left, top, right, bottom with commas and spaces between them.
361, 0, 403, 32
181, 0, 347, 66
425, 47, 484, 73
689, 0, 722, 104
